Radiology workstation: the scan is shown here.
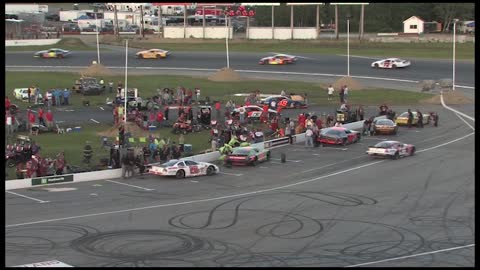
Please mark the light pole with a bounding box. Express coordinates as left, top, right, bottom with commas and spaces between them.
225, 15, 230, 68
347, 14, 352, 77
452, 19, 458, 91
95, 12, 100, 64
124, 39, 128, 123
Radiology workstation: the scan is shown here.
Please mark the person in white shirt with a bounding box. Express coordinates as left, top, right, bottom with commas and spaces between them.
281, 90, 286, 96
305, 128, 314, 147
327, 85, 334, 100
343, 85, 349, 102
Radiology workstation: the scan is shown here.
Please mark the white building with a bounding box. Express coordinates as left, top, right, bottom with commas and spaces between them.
6, 4, 48, 14
59, 10, 95, 22
403, 16, 424, 34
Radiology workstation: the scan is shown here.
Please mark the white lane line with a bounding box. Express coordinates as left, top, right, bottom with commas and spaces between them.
218, 171, 243, 177
6, 65, 474, 89
455, 113, 475, 131
440, 91, 475, 121
6, 191, 49, 203
271, 158, 302, 163
90, 119, 100, 124
99, 106, 105, 111
190, 180, 199, 183
5, 131, 474, 228
105, 180, 155, 191
345, 244, 475, 267
337, 54, 379, 60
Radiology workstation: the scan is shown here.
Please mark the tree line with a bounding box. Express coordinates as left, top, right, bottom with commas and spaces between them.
251, 3, 474, 32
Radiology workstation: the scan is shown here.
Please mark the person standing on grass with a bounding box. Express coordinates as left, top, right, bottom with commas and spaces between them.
38, 107, 46, 126
27, 87, 32, 103
46, 90, 53, 108
6, 111, 13, 137
195, 87, 201, 103
45, 109, 54, 131
54, 152, 65, 175
35, 87, 41, 104
63, 88, 70, 105
339, 86, 345, 104
27, 108, 35, 132
215, 101, 221, 120
109, 81, 114, 93
5, 96, 11, 112
327, 85, 334, 101
343, 85, 349, 103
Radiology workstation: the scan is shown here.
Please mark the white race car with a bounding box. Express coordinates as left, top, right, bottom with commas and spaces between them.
149, 159, 219, 179
371, 58, 411, 69
13, 88, 43, 101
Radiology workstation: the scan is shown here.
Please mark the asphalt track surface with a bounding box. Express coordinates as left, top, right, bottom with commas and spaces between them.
5, 104, 475, 267
5, 50, 475, 87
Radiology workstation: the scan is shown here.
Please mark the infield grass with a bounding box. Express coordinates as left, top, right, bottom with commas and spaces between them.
5, 37, 96, 52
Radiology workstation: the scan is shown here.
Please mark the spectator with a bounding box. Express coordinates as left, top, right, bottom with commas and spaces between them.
281, 89, 286, 96
99, 78, 105, 91
6, 111, 13, 137
417, 109, 423, 128
407, 109, 413, 128
54, 152, 65, 175
327, 85, 334, 101
195, 87, 201, 103
46, 90, 53, 108
357, 105, 365, 121
215, 101, 221, 120
38, 107, 46, 126
35, 87, 41, 104
305, 127, 314, 147
5, 96, 11, 111
343, 85, 349, 102
108, 81, 114, 93
156, 110, 164, 127
122, 148, 136, 178
27, 109, 35, 132
179, 133, 185, 152
27, 87, 32, 103
31, 87, 36, 104
45, 109, 54, 131
63, 88, 70, 105
31, 141, 41, 155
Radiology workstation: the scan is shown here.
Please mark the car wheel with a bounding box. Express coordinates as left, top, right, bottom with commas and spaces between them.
139, 54, 144, 59
392, 64, 397, 69
374, 63, 379, 68
410, 147, 416, 156
342, 139, 347, 146
251, 158, 258, 166
58, 54, 64, 59
264, 60, 268, 65
392, 152, 400, 160
176, 169, 185, 179
266, 152, 271, 161
356, 134, 361, 142
206, 166, 215, 176
225, 160, 232, 167
156, 54, 161, 59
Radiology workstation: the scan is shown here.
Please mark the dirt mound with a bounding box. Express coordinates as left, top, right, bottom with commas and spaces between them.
97, 122, 155, 139
420, 90, 473, 105
80, 63, 114, 77
330, 76, 363, 91
208, 67, 243, 82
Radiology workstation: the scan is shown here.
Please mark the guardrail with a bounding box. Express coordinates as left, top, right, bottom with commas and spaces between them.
5, 116, 386, 191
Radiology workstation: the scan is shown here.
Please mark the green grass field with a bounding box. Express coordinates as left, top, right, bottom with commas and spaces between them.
5, 71, 434, 180
6, 38, 95, 52
6, 72, 434, 111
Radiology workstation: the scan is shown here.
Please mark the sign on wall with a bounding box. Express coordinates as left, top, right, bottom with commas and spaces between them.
31, 174, 74, 186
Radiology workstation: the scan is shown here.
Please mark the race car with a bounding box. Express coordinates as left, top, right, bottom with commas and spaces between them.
34, 48, 71, 58
13, 88, 43, 101
232, 105, 278, 119
149, 159, 219, 179
371, 58, 410, 69
317, 127, 361, 146
224, 146, 270, 166
136, 49, 170, 59
366, 140, 415, 159
261, 96, 307, 109
395, 111, 430, 126
373, 118, 398, 135
259, 54, 297, 65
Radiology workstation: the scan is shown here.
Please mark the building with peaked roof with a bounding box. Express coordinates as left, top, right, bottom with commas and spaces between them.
403, 16, 424, 34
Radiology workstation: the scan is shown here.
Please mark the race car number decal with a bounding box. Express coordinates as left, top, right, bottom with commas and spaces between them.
278, 100, 288, 107
383, 62, 390, 68
189, 165, 200, 174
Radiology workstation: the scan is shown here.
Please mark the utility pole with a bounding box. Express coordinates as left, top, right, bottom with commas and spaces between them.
316, 4, 320, 39
359, 4, 365, 40
272, 5, 275, 39
158, 6, 162, 38
114, 4, 119, 39
335, 4, 339, 39
139, 5, 144, 37
290, 5, 294, 40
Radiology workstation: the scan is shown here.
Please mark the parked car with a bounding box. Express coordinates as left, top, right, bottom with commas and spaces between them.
373, 118, 398, 135
34, 48, 71, 59
13, 88, 43, 101
371, 58, 411, 69
259, 54, 298, 65
395, 111, 430, 126
136, 49, 170, 59
317, 127, 361, 146
224, 147, 271, 166
72, 77, 104, 96
366, 140, 415, 159
149, 159, 219, 179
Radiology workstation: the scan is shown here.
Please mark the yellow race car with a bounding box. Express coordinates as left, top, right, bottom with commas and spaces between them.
136, 49, 170, 59
395, 111, 430, 126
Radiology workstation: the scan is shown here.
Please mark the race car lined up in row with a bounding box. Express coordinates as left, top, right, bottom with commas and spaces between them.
366, 140, 416, 159
259, 54, 298, 65
260, 95, 307, 109
34, 48, 71, 58
373, 118, 398, 135
149, 159, 219, 179
317, 127, 361, 146
395, 111, 430, 126
224, 147, 270, 167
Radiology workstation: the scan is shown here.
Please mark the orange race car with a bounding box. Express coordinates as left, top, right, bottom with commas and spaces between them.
258, 54, 297, 65
136, 49, 170, 59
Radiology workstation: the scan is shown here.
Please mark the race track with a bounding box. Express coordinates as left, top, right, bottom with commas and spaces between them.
5, 104, 475, 267
5, 50, 475, 87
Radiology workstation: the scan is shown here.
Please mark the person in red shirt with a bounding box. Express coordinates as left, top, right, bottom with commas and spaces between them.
113, 106, 119, 125
215, 101, 221, 120
45, 110, 54, 131
245, 99, 251, 106
5, 97, 11, 111
27, 109, 35, 131
38, 107, 46, 126
156, 110, 164, 127
149, 110, 155, 126
315, 118, 323, 130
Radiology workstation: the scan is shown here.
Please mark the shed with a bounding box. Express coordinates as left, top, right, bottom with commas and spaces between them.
403, 16, 424, 34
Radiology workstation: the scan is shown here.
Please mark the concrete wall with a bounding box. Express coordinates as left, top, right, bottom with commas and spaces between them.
274, 27, 292, 40
248, 27, 273, 39
6, 39, 61, 46
165, 26, 232, 39
293, 28, 317, 39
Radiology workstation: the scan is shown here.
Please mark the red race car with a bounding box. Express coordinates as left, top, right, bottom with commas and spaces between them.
317, 127, 361, 146
258, 54, 298, 65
